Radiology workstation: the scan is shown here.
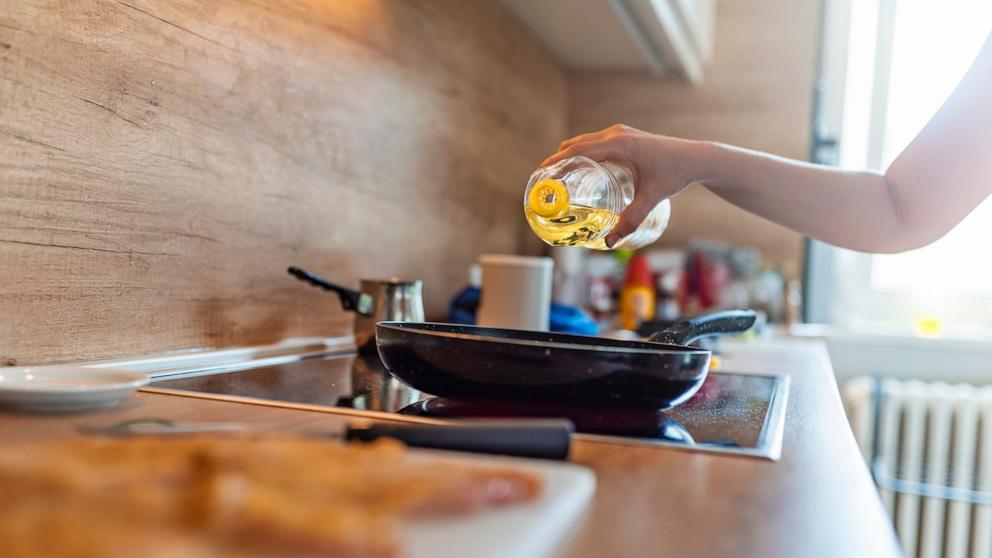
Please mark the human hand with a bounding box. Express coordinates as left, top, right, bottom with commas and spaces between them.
540, 124, 706, 247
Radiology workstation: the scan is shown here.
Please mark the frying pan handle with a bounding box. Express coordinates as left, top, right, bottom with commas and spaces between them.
345, 420, 573, 460
648, 310, 757, 346
288, 267, 371, 315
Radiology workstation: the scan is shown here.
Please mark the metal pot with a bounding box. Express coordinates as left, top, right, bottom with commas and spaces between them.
288, 267, 425, 351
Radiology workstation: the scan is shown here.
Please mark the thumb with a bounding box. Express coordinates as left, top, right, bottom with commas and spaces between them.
605, 195, 657, 248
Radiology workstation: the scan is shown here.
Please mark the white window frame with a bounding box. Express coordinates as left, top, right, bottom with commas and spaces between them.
806, 0, 992, 381
809, 0, 992, 331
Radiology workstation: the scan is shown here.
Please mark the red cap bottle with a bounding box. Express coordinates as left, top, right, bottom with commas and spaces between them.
624, 252, 654, 288
620, 253, 655, 330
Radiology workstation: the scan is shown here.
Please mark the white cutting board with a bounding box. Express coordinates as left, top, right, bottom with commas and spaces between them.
405, 453, 596, 558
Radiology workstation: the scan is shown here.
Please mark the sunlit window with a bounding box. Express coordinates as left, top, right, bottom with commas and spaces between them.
829, 0, 992, 339
870, 1, 992, 296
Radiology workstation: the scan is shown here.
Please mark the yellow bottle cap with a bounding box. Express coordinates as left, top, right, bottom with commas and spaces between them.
527, 179, 569, 218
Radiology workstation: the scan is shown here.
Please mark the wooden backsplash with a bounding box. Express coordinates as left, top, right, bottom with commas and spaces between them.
0, 0, 566, 364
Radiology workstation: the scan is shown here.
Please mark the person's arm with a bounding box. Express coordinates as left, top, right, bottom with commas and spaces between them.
541, 34, 992, 253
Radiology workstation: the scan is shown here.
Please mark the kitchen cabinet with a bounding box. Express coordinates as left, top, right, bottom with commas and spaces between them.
502, 0, 715, 82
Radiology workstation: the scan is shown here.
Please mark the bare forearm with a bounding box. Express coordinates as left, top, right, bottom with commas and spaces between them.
544, 125, 988, 252
697, 33, 992, 253
697, 143, 910, 253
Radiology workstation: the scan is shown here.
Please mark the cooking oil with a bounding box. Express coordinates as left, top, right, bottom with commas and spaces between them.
523, 156, 671, 250
524, 204, 619, 250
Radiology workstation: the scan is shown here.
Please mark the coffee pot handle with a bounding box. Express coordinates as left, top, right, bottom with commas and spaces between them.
287, 267, 375, 316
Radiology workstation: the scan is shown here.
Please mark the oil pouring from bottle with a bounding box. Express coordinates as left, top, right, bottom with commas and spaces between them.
523, 156, 671, 250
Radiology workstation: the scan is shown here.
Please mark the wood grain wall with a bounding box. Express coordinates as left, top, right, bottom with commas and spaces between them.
0, 0, 566, 364
569, 0, 821, 274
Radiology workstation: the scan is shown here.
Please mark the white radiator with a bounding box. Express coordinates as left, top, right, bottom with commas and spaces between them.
843, 377, 992, 558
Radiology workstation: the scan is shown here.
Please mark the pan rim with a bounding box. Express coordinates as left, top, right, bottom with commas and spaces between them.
376, 321, 711, 356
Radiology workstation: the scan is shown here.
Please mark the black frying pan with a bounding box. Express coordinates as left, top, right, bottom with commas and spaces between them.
376, 310, 756, 408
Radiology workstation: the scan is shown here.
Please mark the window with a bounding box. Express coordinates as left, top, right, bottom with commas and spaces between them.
813, 0, 992, 340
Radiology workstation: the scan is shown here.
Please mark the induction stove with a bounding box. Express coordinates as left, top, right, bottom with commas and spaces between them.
149, 351, 789, 459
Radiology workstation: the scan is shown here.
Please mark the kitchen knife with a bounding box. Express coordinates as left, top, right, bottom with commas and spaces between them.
81, 418, 574, 460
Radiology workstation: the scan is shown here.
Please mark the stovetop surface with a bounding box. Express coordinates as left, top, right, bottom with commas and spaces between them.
151, 352, 788, 459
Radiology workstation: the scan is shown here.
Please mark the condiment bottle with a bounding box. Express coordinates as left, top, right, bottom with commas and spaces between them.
524, 156, 671, 250
619, 252, 656, 331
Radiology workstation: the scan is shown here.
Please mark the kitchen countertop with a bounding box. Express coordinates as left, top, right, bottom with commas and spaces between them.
1, 338, 901, 558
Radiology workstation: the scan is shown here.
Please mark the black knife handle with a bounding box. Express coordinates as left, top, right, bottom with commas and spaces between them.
345, 420, 573, 460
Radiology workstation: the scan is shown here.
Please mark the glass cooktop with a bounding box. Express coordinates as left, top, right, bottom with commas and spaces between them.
151, 353, 789, 459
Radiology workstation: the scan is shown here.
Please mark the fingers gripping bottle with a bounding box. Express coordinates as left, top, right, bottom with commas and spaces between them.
524, 156, 671, 250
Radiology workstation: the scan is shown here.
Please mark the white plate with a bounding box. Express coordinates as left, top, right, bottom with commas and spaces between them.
0, 366, 148, 412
